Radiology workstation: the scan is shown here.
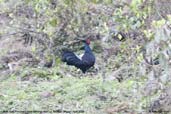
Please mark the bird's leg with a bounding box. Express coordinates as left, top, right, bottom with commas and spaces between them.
82, 72, 86, 77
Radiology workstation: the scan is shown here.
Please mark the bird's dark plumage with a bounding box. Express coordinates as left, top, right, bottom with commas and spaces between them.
62, 39, 95, 73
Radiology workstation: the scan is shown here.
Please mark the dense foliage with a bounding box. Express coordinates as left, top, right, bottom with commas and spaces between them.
0, 0, 171, 113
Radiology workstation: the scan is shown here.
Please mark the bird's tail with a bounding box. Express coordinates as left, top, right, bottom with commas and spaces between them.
61, 51, 79, 65
61, 50, 85, 73
62, 51, 73, 62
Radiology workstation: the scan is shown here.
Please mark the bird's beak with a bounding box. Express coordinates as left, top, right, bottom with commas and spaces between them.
76, 38, 85, 42
81, 39, 86, 43
80, 46, 85, 50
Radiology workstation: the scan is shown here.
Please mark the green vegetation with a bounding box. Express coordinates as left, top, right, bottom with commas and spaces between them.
0, 0, 171, 113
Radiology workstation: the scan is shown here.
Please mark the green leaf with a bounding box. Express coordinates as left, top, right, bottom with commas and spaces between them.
92, 0, 99, 4
49, 18, 58, 27
31, 46, 36, 52
152, 19, 166, 28
64, 0, 71, 5
0, 0, 4, 3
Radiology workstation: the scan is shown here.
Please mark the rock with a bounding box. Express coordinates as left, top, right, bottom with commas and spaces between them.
149, 86, 171, 112
40, 91, 55, 98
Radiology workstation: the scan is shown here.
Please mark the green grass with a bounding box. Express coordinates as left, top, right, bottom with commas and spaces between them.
0, 69, 149, 114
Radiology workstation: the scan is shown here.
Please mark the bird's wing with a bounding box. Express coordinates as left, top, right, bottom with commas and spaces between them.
62, 51, 84, 69
82, 52, 95, 66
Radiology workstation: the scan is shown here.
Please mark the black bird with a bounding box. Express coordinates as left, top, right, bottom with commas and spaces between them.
62, 38, 95, 73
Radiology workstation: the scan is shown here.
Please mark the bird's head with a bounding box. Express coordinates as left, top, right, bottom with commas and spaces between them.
86, 38, 90, 45
80, 38, 91, 50
82, 38, 90, 45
